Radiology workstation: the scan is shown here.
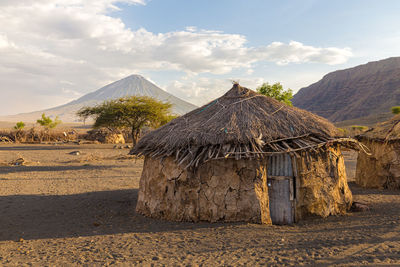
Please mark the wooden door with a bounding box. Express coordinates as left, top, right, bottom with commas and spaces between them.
267, 154, 294, 225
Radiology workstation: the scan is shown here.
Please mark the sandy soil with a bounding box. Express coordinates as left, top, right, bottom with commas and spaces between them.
0, 144, 399, 266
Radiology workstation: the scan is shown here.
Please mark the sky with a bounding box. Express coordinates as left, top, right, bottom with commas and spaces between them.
0, 0, 400, 115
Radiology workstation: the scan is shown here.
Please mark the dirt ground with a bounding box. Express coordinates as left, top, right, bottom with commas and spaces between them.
0, 144, 399, 266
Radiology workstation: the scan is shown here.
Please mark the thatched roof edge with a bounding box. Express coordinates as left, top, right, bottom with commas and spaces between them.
132, 135, 365, 169
130, 84, 366, 168
357, 115, 400, 142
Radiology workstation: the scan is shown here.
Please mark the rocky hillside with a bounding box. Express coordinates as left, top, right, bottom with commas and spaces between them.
292, 57, 400, 122
0, 75, 197, 122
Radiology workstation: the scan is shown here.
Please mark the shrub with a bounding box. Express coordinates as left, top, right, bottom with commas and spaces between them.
37, 113, 61, 129
392, 106, 400, 115
351, 125, 368, 131
256, 82, 293, 106
14, 121, 25, 131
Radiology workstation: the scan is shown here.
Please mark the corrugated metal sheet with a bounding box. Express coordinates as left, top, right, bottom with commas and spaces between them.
267, 154, 295, 224
268, 154, 293, 176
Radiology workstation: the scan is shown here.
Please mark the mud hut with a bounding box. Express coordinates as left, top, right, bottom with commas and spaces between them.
86, 128, 125, 144
131, 84, 361, 225
356, 115, 400, 189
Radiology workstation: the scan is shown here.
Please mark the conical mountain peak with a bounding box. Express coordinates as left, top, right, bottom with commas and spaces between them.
0, 75, 197, 122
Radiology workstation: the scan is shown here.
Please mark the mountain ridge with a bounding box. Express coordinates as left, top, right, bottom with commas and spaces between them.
292, 57, 400, 122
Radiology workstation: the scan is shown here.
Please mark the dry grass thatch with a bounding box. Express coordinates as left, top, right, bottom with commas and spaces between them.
131, 84, 361, 168
358, 114, 400, 142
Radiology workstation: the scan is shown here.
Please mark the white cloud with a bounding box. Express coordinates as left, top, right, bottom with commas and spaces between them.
0, 0, 146, 12
0, 35, 12, 49
164, 77, 267, 106
185, 26, 198, 32
60, 80, 75, 86
256, 41, 352, 65
163, 72, 329, 107
61, 88, 82, 97
0, 0, 352, 115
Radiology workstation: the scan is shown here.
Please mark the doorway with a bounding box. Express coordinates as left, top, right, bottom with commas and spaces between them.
267, 154, 295, 225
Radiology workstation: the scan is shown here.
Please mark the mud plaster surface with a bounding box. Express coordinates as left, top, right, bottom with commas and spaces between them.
295, 146, 352, 220
137, 157, 271, 223
356, 140, 400, 189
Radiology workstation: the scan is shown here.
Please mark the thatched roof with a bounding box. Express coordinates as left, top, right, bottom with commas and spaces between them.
131, 84, 358, 168
358, 114, 400, 141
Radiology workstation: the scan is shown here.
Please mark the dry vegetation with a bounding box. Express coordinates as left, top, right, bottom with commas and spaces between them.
1, 143, 399, 265
0, 126, 132, 145
0, 128, 79, 143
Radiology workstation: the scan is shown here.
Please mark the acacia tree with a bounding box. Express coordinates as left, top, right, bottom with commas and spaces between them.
36, 113, 62, 142
37, 113, 61, 129
13, 121, 25, 142
14, 121, 25, 131
257, 82, 293, 106
77, 96, 175, 145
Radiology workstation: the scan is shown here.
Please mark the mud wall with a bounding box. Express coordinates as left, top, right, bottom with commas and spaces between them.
136, 146, 352, 224
295, 145, 353, 220
86, 129, 125, 144
356, 140, 400, 189
136, 157, 271, 224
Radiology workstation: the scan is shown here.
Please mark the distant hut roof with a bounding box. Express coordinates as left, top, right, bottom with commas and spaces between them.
358, 114, 400, 142
131, 84, 358, 168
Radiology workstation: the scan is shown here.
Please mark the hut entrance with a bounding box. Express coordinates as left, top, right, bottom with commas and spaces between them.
267, 154, 295, 225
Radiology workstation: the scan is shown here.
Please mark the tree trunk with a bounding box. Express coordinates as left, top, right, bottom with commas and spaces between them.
14, 130, 21, 143
132, 127, 141, 146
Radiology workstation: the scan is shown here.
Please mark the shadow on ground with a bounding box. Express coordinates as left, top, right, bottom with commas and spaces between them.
349, 182, 400, 196
0, 165, 119, 174
1, 175, 130, 181
0, 189, 235, 241
0, 145, 114, 151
